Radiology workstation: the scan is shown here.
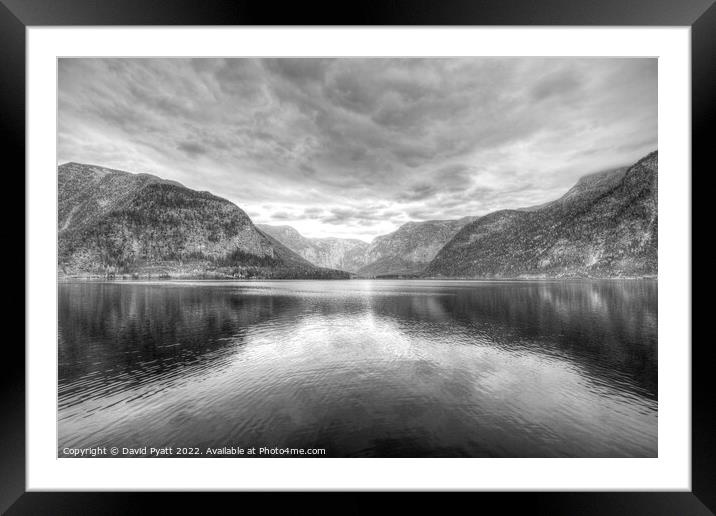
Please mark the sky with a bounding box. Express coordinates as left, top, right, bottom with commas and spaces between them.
58, 58, 657, 242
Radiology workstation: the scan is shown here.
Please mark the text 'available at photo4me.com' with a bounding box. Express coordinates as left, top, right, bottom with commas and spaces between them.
61, 445, 328, 457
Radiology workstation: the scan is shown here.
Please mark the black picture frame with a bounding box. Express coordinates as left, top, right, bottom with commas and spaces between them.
5, 0, 711, 513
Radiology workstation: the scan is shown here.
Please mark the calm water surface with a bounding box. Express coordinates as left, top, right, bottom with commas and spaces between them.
58, 280, 657, 457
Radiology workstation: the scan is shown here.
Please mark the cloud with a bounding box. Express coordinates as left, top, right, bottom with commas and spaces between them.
270, 211, 298, 221
58, 57, 657, 241
177, 141, 207, 156
530, 69, 583, 101
302, 207, 324, 218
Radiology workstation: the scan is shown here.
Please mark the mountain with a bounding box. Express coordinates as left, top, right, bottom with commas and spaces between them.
355, 216, 478, 277
58, 162, 348, 279
258, 217, 478, 277
423, 151, 657, 278
256, 224, 369, 272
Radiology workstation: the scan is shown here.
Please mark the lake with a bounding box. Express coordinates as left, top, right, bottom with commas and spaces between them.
58, 279, 657, 457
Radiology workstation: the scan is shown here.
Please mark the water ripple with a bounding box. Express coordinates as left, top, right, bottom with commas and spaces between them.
58, 279, 657, 457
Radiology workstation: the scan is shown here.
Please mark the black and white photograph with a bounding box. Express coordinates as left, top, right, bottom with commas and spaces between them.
57, 57, 658, 459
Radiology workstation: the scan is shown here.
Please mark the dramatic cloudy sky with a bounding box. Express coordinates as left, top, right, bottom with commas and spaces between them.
58, 58, 657, 241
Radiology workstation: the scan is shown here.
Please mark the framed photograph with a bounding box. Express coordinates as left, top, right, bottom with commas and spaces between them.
8, 0, 711, 513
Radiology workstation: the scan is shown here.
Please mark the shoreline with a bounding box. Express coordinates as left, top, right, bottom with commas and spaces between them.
58, 275, 658, 283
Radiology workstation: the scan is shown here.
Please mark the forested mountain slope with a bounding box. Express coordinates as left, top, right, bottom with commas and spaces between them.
423, 152, 657, 278
58, 162, 348, 279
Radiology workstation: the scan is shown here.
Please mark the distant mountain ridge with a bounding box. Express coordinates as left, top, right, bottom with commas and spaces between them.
256, 224, 370, 272
58, 162, 348, 279
355, 216, 478, 277
423, 151, 657, 278
258, 217, 478, 277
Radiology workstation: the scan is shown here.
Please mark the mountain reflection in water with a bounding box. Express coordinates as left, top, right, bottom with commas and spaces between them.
58, 280, 657, 457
